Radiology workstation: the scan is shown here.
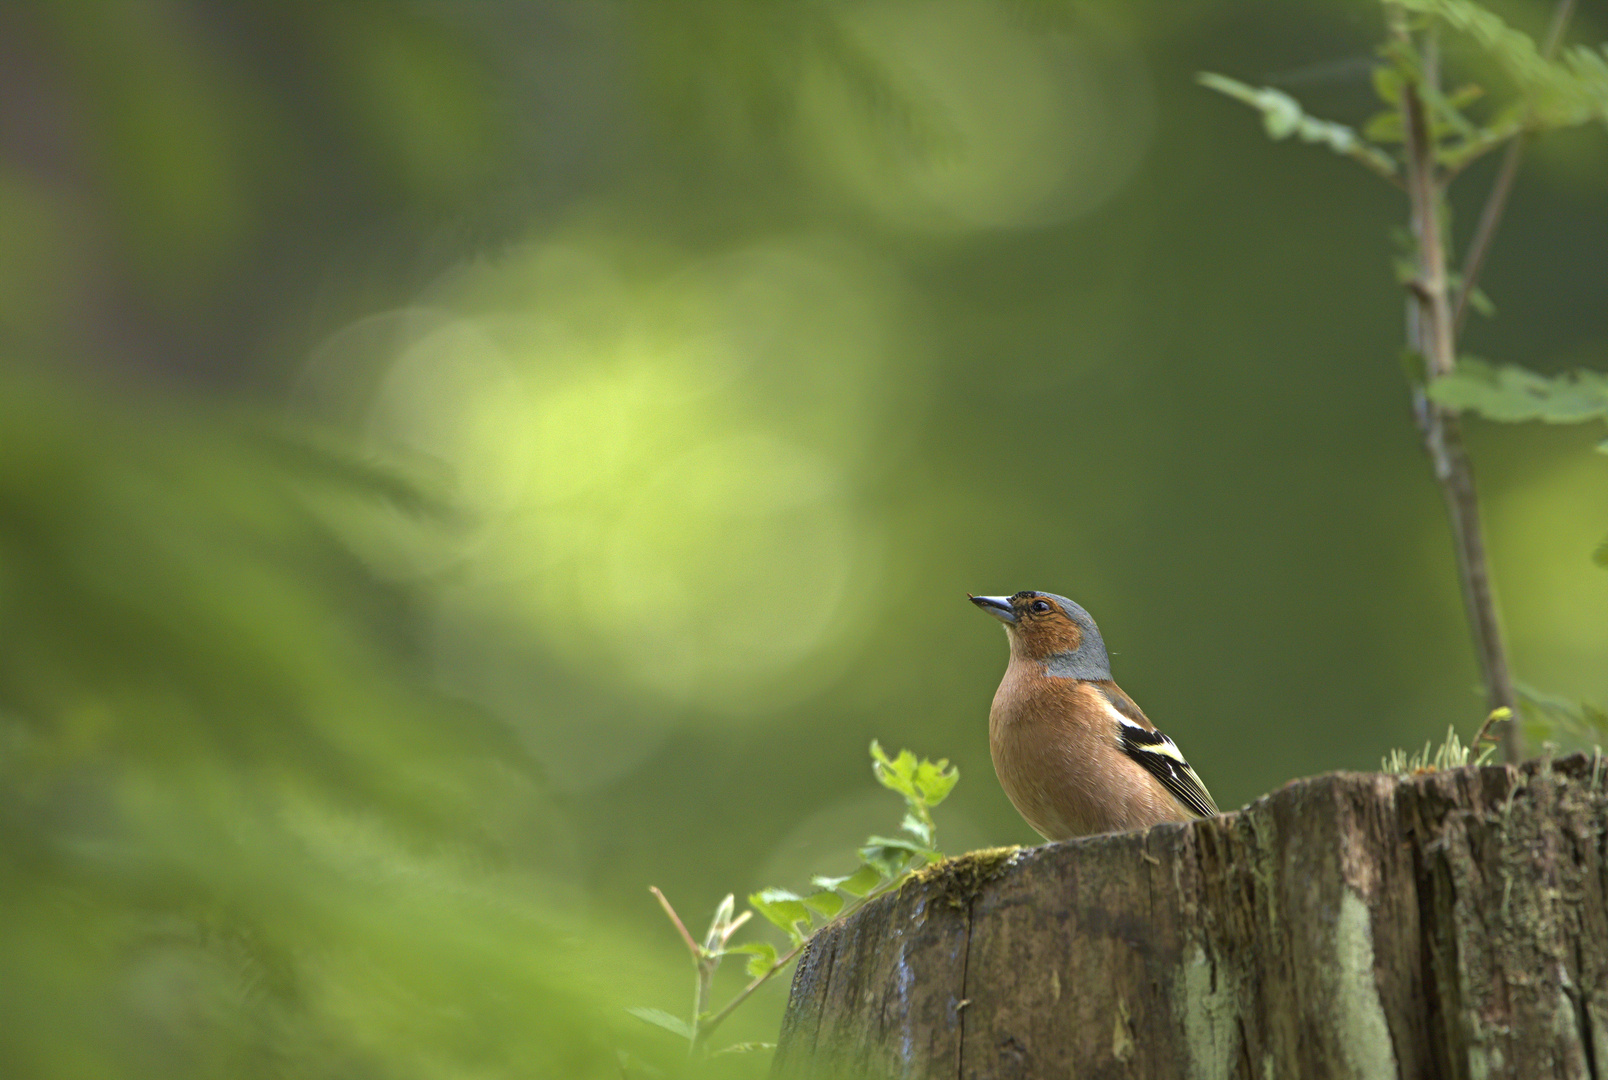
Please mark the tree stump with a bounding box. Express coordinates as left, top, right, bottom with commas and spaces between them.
773, 754, 1608, 1079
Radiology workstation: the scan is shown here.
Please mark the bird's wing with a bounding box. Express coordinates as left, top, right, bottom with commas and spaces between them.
1113, 717, 1220, 819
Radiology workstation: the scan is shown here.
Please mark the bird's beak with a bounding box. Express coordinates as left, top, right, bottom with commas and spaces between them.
968, 594, 1017, 624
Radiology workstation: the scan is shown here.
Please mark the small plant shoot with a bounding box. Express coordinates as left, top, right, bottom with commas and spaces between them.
633, 741, 959, 1059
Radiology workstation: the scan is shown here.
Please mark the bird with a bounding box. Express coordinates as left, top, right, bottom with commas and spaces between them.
969, 591, 1218, 840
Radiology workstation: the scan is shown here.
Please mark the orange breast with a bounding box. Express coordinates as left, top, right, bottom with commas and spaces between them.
988, 661, 1192, 839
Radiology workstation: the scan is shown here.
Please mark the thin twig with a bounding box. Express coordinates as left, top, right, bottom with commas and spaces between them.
649, 886, 702, 959
720, 910, 753, 944
697, 873, 910, 1045
1392, 10, 1521, 761
698, 939, 810, 1042
1451, 0, 1577, 333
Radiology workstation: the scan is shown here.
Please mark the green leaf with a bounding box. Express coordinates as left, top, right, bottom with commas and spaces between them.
858, 845, 911, 880
1394, 0, 1608, 130
1443, 272, 1495, 318
627, 1007, 694, 1041
729, 940, 779, 978
714, 1042, 777, 1055
900, 811, 934, 847
801, 891, 844, 919
748, 889, 811, 940
863, 835, 930, 855
704, 893, 737, 951
1464, 286, 1496, 318
870, 740, 919, 800
1363, 110, 1405, 143
1427, 359, 1608, 424
912, 758, 959, 806
1516, 683, 1608, 742
1372, 64, 1404, 106
1197, 72, 1399, 178
859, 835, 935, 878
832, 863, 883, 898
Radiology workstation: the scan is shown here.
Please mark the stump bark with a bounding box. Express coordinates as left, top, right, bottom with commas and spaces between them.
773, 754, 1608, 1079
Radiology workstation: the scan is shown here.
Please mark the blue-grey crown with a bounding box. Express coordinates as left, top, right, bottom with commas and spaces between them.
1038, 593, 1112, 681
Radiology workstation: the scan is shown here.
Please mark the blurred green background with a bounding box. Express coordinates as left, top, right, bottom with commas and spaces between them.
3, 1, 1606, 1076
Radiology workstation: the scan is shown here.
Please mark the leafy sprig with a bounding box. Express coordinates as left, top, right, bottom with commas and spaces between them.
1201, 0, 1608, 759
633, 740, 958, 1058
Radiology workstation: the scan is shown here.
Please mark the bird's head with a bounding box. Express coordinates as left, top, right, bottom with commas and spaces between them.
968, 591, 1112, 680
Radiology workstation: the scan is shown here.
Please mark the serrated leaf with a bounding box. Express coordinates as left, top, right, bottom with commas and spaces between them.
810, 873, 850, 891
1394, 0, 1608, 130
729, 940, 779, 978
627, 1007, 694, 1041
859, 842, 913, 880
860, 834, 935, 878
913, 759, 959, 806
802, 891, 844, 919
835, 863, 883, 897
870, 741, 920, 800
1428, 359, 1608, 424
748, 889, 810, 939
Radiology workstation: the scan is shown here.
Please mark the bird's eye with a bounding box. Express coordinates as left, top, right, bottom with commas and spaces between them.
1030, 600, 1051, 613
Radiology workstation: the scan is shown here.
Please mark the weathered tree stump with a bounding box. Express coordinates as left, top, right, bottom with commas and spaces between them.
774, 754, 1608, 1079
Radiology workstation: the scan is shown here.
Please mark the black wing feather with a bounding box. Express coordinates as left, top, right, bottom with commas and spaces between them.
1117, 724, 1220, 818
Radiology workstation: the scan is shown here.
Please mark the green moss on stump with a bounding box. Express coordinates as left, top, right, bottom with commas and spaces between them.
911, 846, 1023, 909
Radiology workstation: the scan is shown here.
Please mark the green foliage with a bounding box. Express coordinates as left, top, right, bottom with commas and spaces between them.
1393, 0, 1608, 129
1428, 359, 1608, 588
1427, 359, 1608, 438
626, 1007, 696, 1040
1206, 1, 1608, 181
0, 368, 626, 1079
636, 741, 957, 1059
1515, 684, 1608, 747
1196, 73, 1400, 179
1205, 0, 1608, 759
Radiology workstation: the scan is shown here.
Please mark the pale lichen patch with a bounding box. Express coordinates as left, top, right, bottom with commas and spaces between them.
1111, 997, 1135, 1063
1331, 889, 1398, 1078
1178, 944, 1243, 1080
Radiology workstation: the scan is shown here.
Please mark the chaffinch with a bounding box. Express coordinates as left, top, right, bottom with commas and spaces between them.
969, 591, 1218, 840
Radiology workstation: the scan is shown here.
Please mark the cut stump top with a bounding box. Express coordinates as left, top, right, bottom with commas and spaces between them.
774, 754, 1608, 1080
